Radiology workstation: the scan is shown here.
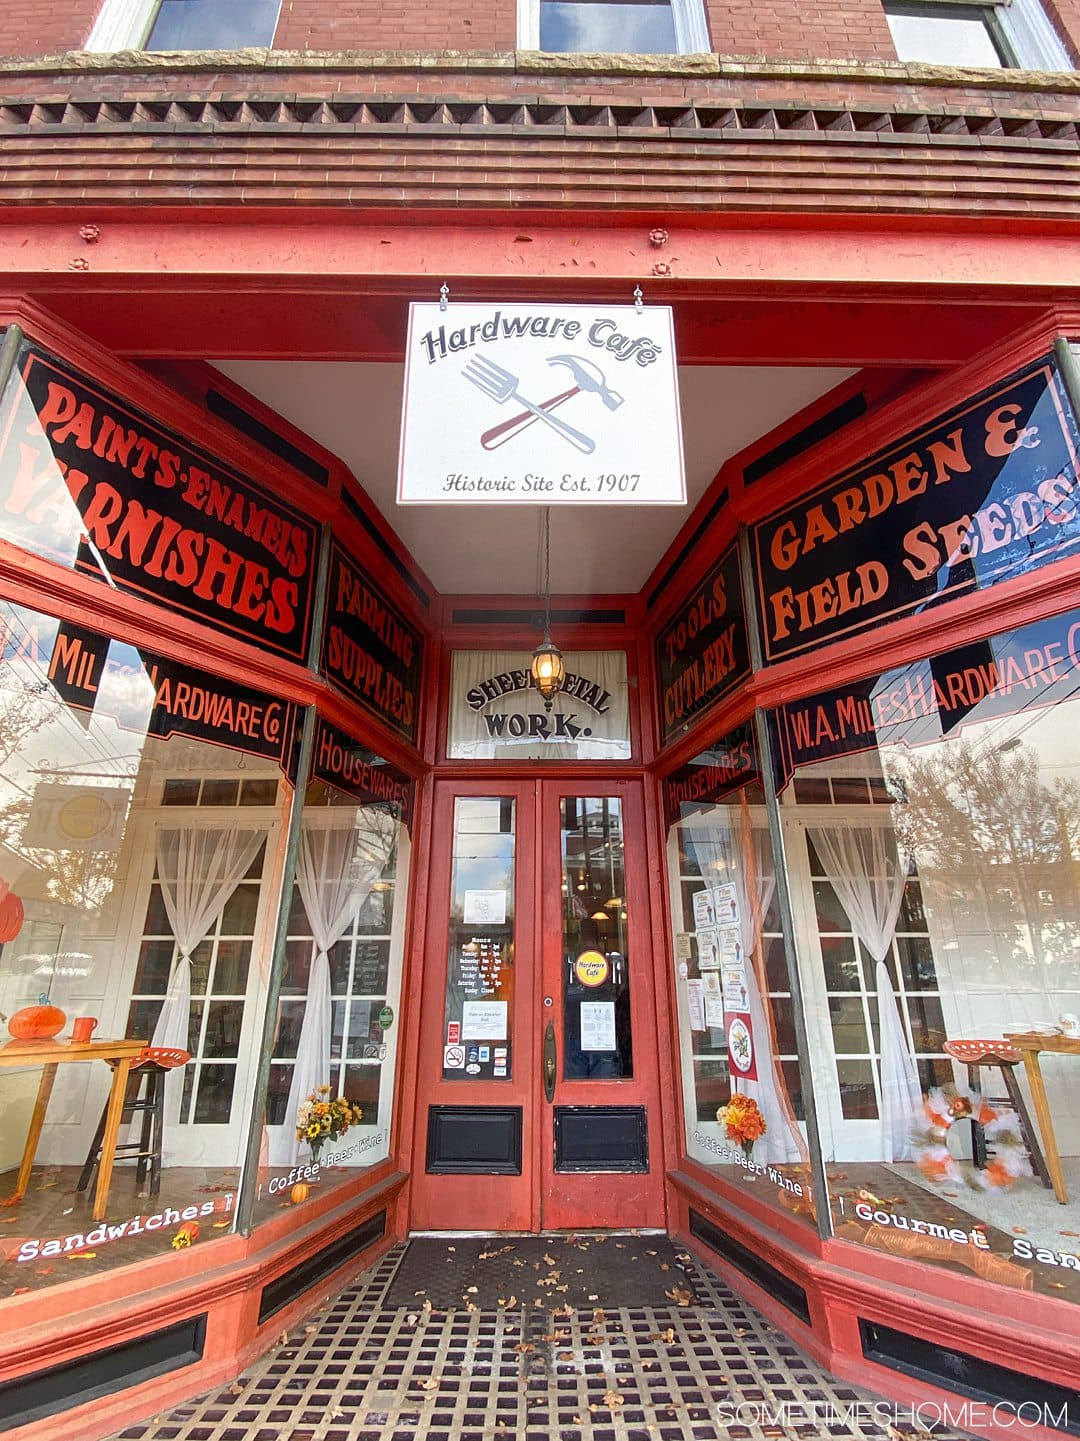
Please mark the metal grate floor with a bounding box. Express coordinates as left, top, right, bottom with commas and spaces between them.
110, 1239, 966, 1441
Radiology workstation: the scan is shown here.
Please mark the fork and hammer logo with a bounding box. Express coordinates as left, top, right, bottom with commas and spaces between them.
463, 353, 625, 453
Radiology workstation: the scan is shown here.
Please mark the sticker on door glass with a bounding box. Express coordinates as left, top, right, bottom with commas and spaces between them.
444, 1044, 466, 1069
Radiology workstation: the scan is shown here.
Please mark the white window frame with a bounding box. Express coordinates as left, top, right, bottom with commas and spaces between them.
884, 0, 1073, 70
86, 0, 283, 52
518, 0, 710, 54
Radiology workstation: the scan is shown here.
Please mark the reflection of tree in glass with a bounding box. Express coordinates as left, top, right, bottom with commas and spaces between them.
890, 740, 1080, 971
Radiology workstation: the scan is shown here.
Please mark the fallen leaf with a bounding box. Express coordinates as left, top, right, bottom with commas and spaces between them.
603, 1390, 625, 1408
465, 1285, 478, 1294
513, 1342, 535, 1353
418, 1378, 440, 1390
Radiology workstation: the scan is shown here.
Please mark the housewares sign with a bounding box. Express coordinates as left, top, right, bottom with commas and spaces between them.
398, 303, 685, 505
0, 343, 317, 662
752, 357, 1080, 663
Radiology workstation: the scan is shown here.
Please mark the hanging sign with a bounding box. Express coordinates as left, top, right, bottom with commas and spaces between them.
321, 543, 423, 744
398, 303, 685, 505
655, 544, 750, 744
311, 716, 414, 825
753, 356, 1080, 664
0, 343, 317, 662
448, 650, 630, 759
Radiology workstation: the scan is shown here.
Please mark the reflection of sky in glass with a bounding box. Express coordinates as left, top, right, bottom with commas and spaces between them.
147, 0, 281, 49
540, 0, 676, 52
885, 10, 1003, 66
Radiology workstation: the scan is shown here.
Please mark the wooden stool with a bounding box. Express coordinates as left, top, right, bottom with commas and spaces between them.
943, 1039, 1052, 1189
77, 1046, 189, 1202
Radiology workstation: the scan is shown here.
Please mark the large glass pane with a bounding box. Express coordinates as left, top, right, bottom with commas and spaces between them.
885, 5, 1005, 65
442, 797, 515, 1081
0, 599, 292, 1291
146, 0, 282, 49
254, 747, 412, 1226
666, 729, 816, 1229
561, 798, 632, 1079
772, 602, 1080, 1308
540, 0, 677, 52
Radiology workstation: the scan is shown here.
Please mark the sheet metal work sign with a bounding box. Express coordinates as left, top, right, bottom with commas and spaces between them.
398, 303, 685, 505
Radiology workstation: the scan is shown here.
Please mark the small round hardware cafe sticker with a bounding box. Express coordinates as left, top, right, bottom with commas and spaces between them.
574, 950, 609, 987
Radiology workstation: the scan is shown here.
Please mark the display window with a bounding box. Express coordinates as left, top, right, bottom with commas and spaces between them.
771, 603, 1080, 1301
665, 726, 817, 1229
252, 718, 412, 1226
0, 598, 296, 1292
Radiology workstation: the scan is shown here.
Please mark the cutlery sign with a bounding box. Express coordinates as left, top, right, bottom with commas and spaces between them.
398, 302, 686, 505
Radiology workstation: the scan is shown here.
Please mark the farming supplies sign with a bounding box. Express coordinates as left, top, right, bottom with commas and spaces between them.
398, 303, 685, 505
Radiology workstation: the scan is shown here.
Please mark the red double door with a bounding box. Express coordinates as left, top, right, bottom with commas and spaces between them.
410, 778, 666, 1233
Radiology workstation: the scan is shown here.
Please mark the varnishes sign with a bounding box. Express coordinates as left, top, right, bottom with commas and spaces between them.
398, 303, 685, 505
0, 343, 317, 662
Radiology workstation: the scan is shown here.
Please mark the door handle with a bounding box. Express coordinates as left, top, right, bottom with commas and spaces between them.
543, 1020, 556, 1104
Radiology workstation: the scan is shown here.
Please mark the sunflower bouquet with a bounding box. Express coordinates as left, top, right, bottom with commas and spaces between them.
717, 1092, 767, 1161
296, 1086, 363, 1164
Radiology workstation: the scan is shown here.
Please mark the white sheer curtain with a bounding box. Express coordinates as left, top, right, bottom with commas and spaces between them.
684, 814, 803, 1164
281, 811, 396, 1165
807, 824, 921, 1162
150, 826, 267, 1148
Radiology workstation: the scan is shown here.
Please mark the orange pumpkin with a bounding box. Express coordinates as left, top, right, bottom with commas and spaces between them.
0, 889, 23, 944
290, 1182, 310, 1205
8, 996, 65, 1041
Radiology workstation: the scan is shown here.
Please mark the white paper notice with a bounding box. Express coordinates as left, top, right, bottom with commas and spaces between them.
697, 927, 720, 970
718, 925, 742, 964
710, 883, 739, 926
460, 1000, 508, 1040
703, 971, 725, 1027
463, 889, 506, 925
686, 978, 706, 1031
580, 1000, 617, 1051
692, 889, 717, 929
675, 932, 693, 961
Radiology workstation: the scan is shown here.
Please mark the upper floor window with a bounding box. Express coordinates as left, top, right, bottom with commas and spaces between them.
87, 0, 282, 52
884, 0, 1073, 69
520, 0, 709, 52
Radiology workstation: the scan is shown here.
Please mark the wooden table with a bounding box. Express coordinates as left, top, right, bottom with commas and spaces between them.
0, 1037, 147, 1221
1003, 1030, 1080, 1205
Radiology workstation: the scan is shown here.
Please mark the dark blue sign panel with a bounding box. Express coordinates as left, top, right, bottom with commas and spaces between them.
655, 543, 750, 745
753, 357, 1080, 663
768, 605, 1080, 790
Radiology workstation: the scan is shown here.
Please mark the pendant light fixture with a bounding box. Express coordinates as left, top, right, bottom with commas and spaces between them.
531, 506, 565, 711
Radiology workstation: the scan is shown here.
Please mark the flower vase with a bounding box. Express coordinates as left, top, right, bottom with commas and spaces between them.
740, 1139, 756, 1178
309, 1138, 324, 1169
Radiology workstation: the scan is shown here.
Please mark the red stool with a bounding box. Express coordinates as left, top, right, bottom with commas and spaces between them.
78, 1046, 190, 1201
943, 1039, 1051, 1189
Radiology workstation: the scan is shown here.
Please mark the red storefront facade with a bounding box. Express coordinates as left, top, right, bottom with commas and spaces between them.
0, 2, 1078, 1437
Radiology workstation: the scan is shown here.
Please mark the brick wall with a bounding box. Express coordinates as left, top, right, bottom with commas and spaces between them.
702, 0, 897, 62
3, 0, 95, 55
274, 0, 517, 54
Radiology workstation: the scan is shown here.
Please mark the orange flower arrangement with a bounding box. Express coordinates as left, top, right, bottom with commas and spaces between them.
717, 1092, 767, 1159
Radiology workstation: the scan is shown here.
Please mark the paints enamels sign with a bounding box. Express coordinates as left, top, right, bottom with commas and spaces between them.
0, 343, 317, 661
398, 303, 685, 505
